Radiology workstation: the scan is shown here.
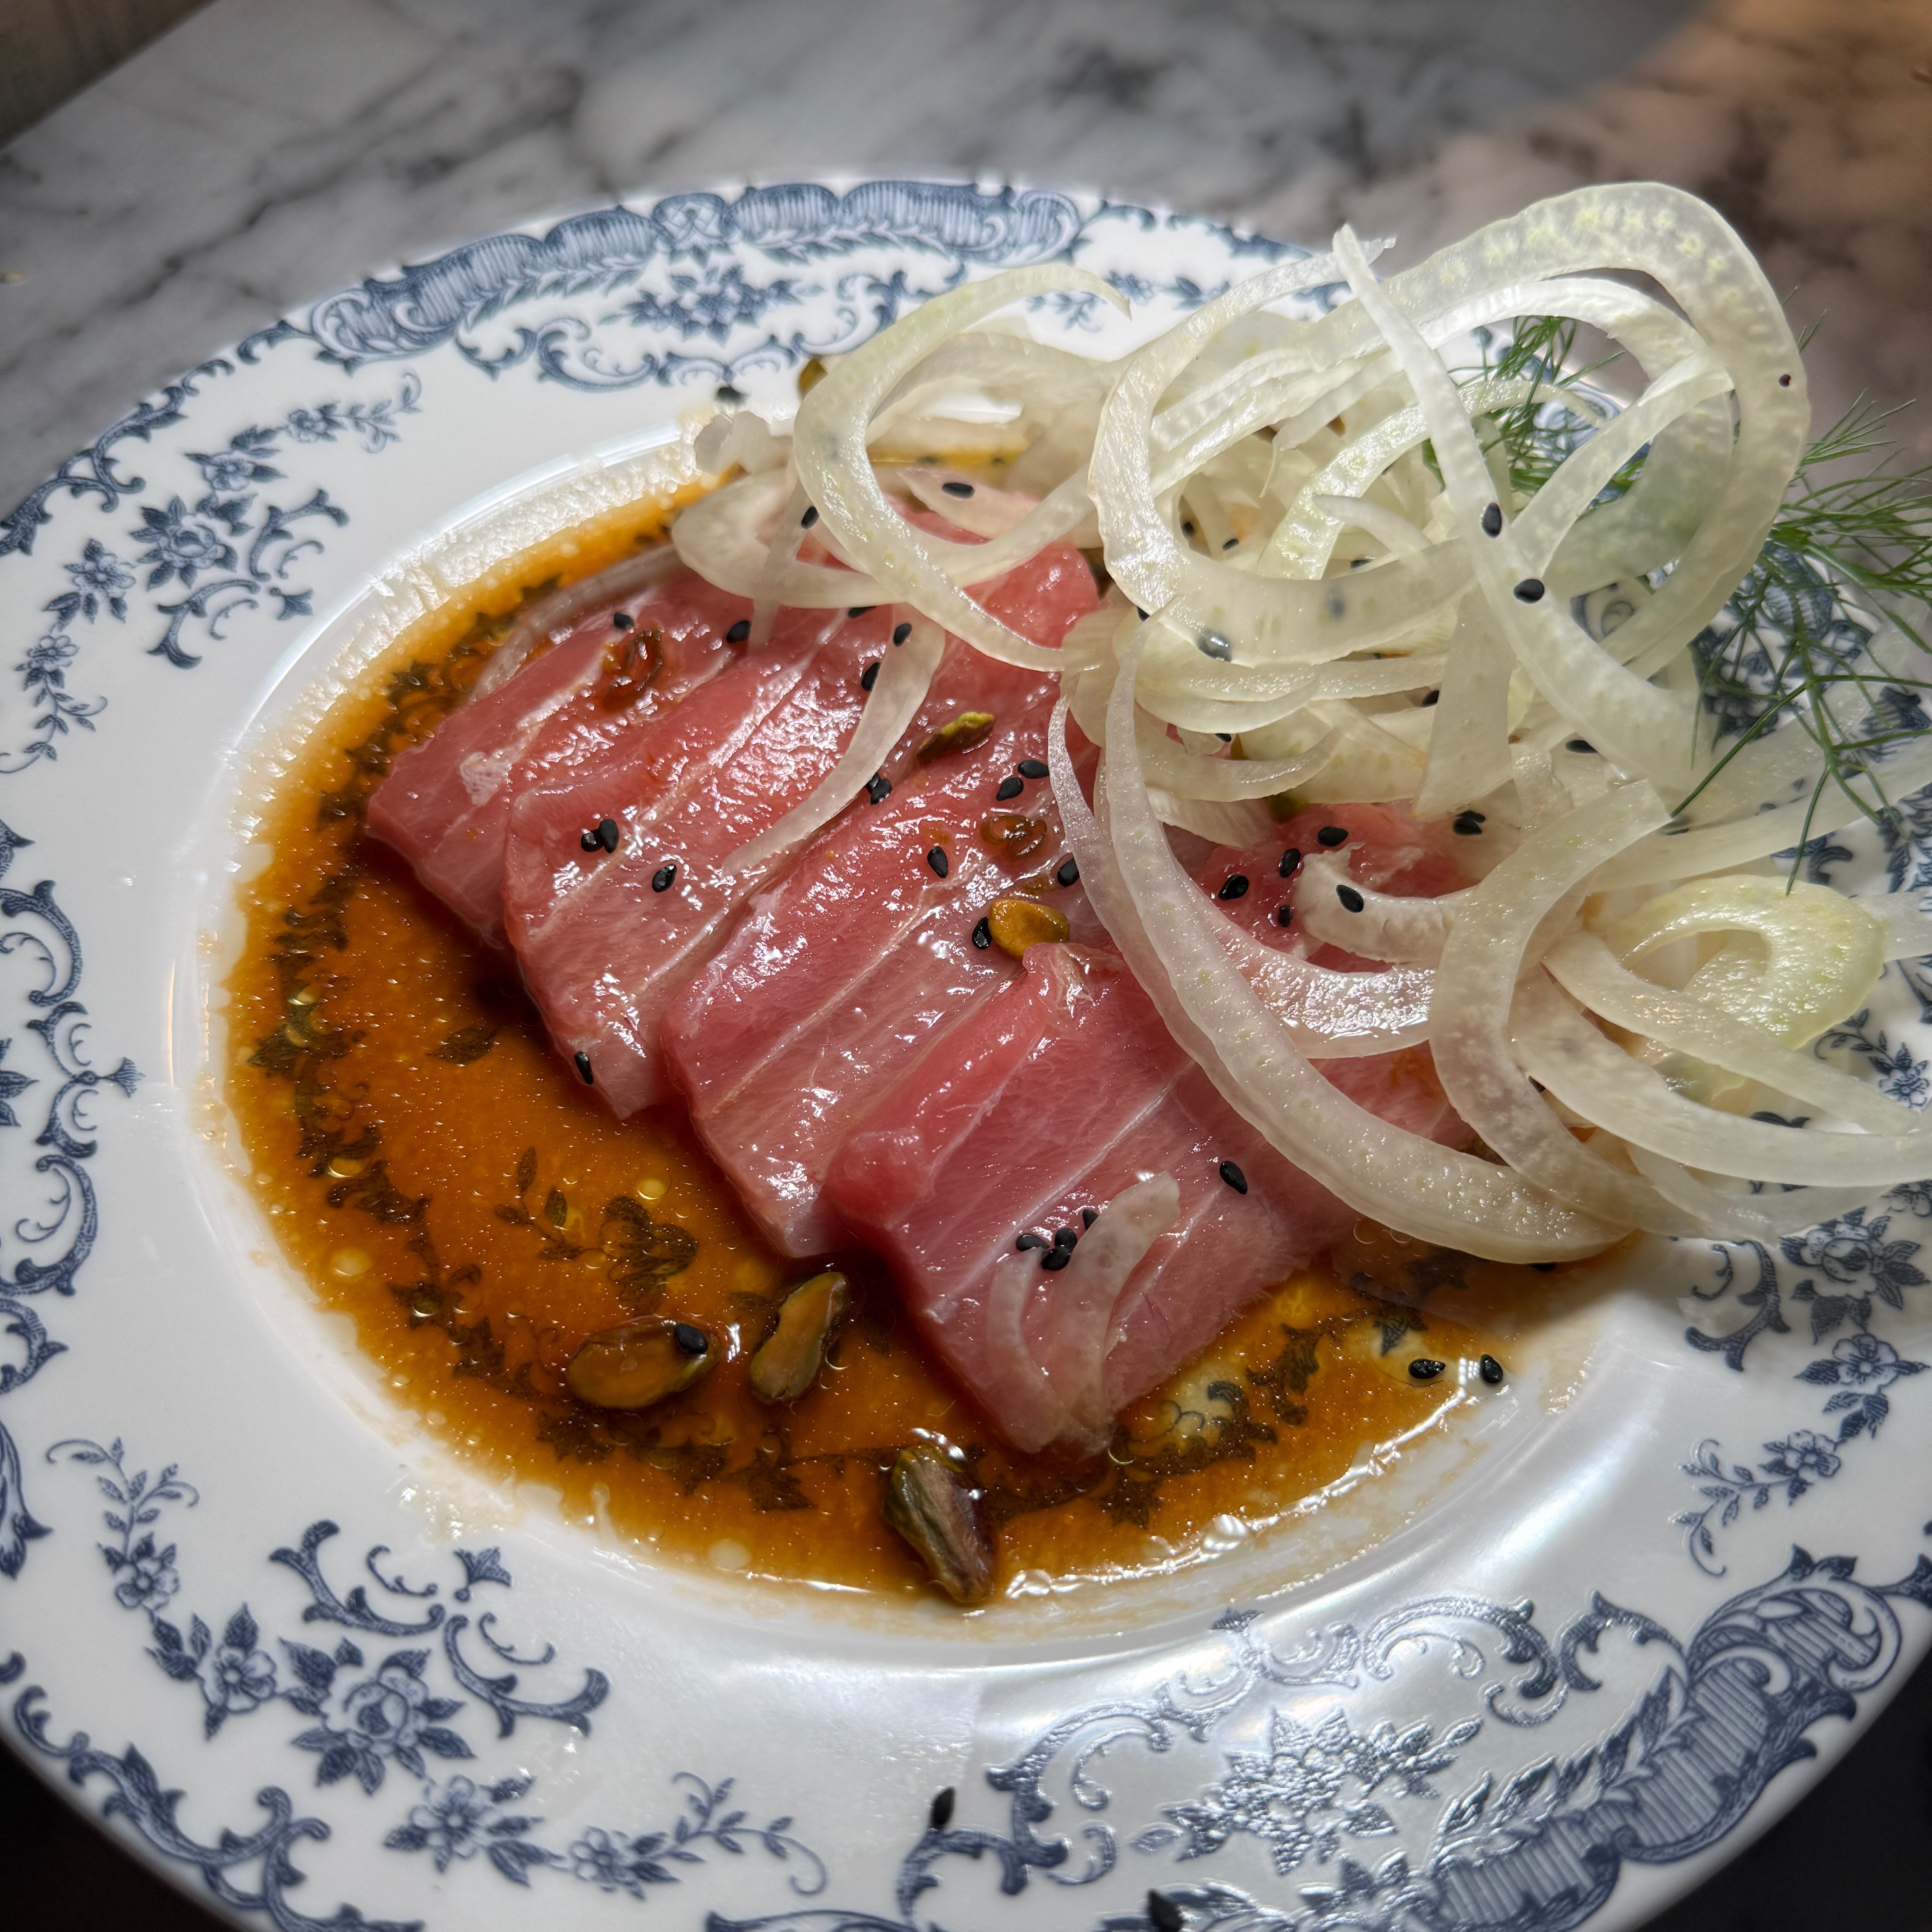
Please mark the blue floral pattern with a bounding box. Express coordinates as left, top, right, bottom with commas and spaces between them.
1676, 1198, 1932, 1571
0, 820, 137, 1579
51, 1439, 605, 1777
1140, 1707, 1481, 1876
3, 374, 419, 770
708, 1548, 1932, 1932
25, 1433, 828, 1919
389, 1769, 824, 1899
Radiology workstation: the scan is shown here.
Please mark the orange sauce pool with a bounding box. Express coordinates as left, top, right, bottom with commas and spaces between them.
225, 493, 1547, 1600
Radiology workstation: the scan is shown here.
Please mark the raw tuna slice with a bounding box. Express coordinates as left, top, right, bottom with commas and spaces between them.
506, 538, 1099, 1119
501, 603, 869, 1117
823, 943, 1461, 1453
661, 690, 1103, 1258
367, 571, 748, 942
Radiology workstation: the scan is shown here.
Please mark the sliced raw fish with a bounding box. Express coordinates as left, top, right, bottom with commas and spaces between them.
661, 689, 1101, 1257
502, 604, 871, 1117
824, 943, 1461, 1452
366, 571, 748, 942
507, 539, 1099, 1118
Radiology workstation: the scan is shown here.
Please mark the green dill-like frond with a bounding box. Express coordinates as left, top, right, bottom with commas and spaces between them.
1456, 317, 1626, 503
1682, 388, 1932, 875
1771, 396, 1932, 625
1458, 320, 1932, 883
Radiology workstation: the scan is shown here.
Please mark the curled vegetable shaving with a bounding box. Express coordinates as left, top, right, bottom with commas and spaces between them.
724, 613, 943, 877
667, 183, 1932, 1247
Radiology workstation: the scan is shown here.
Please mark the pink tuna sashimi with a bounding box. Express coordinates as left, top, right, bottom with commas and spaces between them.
506, 537, 1099, 1119
501, 603, 870, 1116
366, 571, 749, 943
661, 695, 1104, 1258
824, 943, 1460, 1453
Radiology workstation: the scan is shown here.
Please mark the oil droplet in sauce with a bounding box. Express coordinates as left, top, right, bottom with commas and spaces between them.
224, 493, 1570, 1603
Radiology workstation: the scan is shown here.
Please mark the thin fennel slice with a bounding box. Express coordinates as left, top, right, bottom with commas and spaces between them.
723, 615, 943, 875
1543, 931, 1924, 1134
1080, 644, 1619, 1257
1510, 972, 1932, 1185
793, 265, 1125, 671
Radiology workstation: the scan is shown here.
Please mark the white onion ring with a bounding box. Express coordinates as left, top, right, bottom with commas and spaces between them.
723, 614, 943, 875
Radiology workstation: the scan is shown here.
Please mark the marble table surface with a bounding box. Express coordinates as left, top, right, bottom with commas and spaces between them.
3, 0, 1931, 1926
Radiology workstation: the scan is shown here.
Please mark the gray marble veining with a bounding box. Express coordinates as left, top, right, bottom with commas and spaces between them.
1, 0, 1927, 517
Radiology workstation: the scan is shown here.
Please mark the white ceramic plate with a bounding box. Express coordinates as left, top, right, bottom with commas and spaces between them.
1, 177, 1929, 1932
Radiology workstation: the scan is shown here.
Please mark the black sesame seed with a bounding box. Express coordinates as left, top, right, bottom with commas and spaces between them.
927, 846, 949, 879
1053, 1226, 1078, 1248
1196, 629, 1232, 661
941, 480, 975, 498
1408, 1357, 1445, 1381
1462, 810, 1486, 823
848, 605, 875, 618
1566, 738, 1594, 754
1222, 536, 1238, 551
1055, 857, 1080, 888
1041, 1247, 1072, 1272
1278, 847, 1302, 877
1452, 811, 1484, 837
892, 621, 913, 645
580, 829, 600, 852
612, 610, 634, 630
995, 774, 1023, 801
1017, 758, 1049, 780
1136, 607, 1149, 621
1214, 731, 1232, 742
597, 817, 620, 853
1481, 501, 1503, 537
716, 383, 746, 404
860, 661, 880, 692
1218, 1159, 1248, 1195
1081, 1206, 1099, 1228
1421, 688, 1440, 706
1513, 577, 1546, 603
727, 619, 751, 643
1350, 556, 1370, 569
972, 916, 992, 950
1147, 1891, 1184, 1932
652, 862, 678, 892
929, 1787, 956, 1832
1182, 520, 1196, 535
1778, 373, 1792, 387
1015, 1231, 1047, 1252
1337, 883, 1365, 912
866, 773, 892, 805
1479, 1353, 1505, 1385
801, 505, 819, 528
1316, 825, 1348, 848
1218, 874, 1250, 901
1274, 904, 1293, 927
574, 1052, 594, 1086
672, 1323, 708, 1357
